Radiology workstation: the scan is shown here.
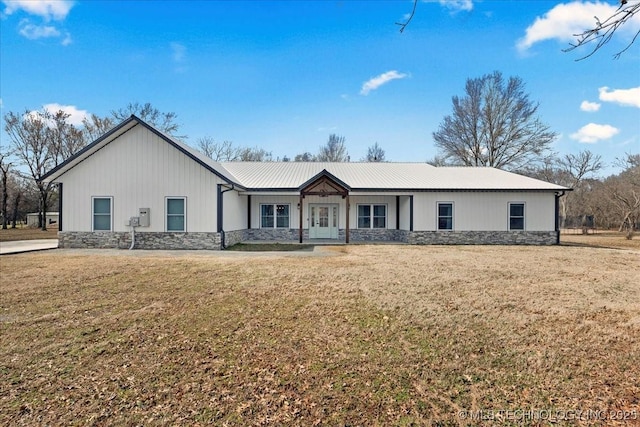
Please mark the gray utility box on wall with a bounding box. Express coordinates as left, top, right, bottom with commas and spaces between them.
139, 208, 150, 227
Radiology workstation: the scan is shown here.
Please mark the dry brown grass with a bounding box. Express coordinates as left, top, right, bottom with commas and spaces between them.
561, 231, 640, 250
0, 227, 58, 242
1, 241, 639, 426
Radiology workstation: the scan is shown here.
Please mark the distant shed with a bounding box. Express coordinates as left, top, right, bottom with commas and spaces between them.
26, 212, 59, 227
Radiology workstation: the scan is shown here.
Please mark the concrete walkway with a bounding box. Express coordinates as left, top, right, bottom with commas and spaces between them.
0, 239, 59, 255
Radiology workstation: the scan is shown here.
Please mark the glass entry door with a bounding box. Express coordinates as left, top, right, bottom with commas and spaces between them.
309, 204, 338, 239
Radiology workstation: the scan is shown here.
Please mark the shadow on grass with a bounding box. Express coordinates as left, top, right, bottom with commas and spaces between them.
559, 240, 633, 251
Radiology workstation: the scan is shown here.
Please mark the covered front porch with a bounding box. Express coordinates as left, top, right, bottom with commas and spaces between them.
233, 170, 414, 246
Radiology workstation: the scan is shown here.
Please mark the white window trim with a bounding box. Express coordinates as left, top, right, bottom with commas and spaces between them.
166, 197, 187, 232
259, 203, 291, 229
437, 202, 454, 231
356, 203, 388, 229
92, 196, 113, 232
508, 202, 526, 231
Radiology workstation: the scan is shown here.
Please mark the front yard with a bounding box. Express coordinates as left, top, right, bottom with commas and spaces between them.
1, 240, 638, 425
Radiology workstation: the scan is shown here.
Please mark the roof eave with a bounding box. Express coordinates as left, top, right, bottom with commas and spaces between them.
297, 169, 352, 191
41, 115, 245, 189
41, 115, 139, 182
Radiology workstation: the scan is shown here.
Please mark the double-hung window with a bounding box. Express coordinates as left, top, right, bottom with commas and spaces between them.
166, 197, 186, 232
260, 204, 290, 228
92, 197, 112, 231
357, 204, 386, 229
509, 203, 525, 230
437, 202, 454, 230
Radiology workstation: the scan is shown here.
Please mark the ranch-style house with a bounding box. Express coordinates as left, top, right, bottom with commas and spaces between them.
42, 115, 570, 249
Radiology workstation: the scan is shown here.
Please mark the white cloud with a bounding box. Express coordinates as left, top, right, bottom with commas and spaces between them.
18, 21, 60, 39
438, 0, 473, 13
570, 123, 619, 143
599, 86, 640, 108
580, 100, 601, 112
42, 103, 89, 126
4, 1, 74, 44
517, 1, 640, 52
420, 0, 473, 13
2, 0, 74, 21
360, 70, 408, 96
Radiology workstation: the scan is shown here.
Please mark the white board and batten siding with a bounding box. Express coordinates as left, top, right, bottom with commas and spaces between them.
222, 191, 248, 232
249, 195, 401, 230
412, 191, 555, 231
57, 125, 223, 233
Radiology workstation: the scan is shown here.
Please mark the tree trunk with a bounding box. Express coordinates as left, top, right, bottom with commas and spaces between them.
11, 192, 20, 229
559, 198, 567, 229
1, 170, 7, 230
40, 189, 48, 231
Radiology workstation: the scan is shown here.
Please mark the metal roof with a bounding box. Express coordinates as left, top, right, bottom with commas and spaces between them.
42, 115, 243, 187
41, 116, 568, 192
219, 162, 569, 191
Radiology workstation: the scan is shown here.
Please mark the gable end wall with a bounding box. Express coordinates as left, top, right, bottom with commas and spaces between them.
55, 125, 223, 233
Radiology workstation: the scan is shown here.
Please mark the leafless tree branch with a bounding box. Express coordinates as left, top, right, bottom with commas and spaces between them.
564, 1, 640, 60
396, 0, 418, 33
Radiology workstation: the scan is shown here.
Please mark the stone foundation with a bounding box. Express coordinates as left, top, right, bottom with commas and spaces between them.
405, 231, 557, 245
244, 228, 305, 241
349, 229, 406, 242
59, 231, 222, 250
59, 229, 558, 249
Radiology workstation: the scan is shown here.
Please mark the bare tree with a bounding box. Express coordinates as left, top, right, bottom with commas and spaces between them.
197, 137, 272, 162
4, 108, 83, 231
363, 142, 386, 162
111, 102, 184, 139
11, 175, 38, 228
4, 109, 54, 230
426, 155, 450, 166
558, 151, 603, 230
82, 114, 115, 142
606, 155, 640, 238
317, 134, 349, 162
48, 110, 85, 167
294, 152, 317, 162
0, 152, 12, 229
197, 137, 238, 161
237, 147, 273, 162
565, 0, 640, 60
433, 71, 557, 170
520, 150, 603, 229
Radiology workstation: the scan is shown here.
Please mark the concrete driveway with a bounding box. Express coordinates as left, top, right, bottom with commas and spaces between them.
0, 239, 59, 255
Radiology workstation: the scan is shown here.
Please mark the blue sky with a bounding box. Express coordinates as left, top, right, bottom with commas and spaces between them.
1, 0, 639, 175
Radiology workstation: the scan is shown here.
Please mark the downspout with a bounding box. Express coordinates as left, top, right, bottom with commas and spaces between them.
57, 183, 63, 232
555, 191, 566, 245
129, 222, 137, 250
217, 184, 236, 249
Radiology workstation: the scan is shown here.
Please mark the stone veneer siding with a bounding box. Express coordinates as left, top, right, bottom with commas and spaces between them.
58, 231, 222, 250
405, 231, 557, 245
222, 229, 246, 248
59, 229, 557, 249
349, 229, 406, 242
